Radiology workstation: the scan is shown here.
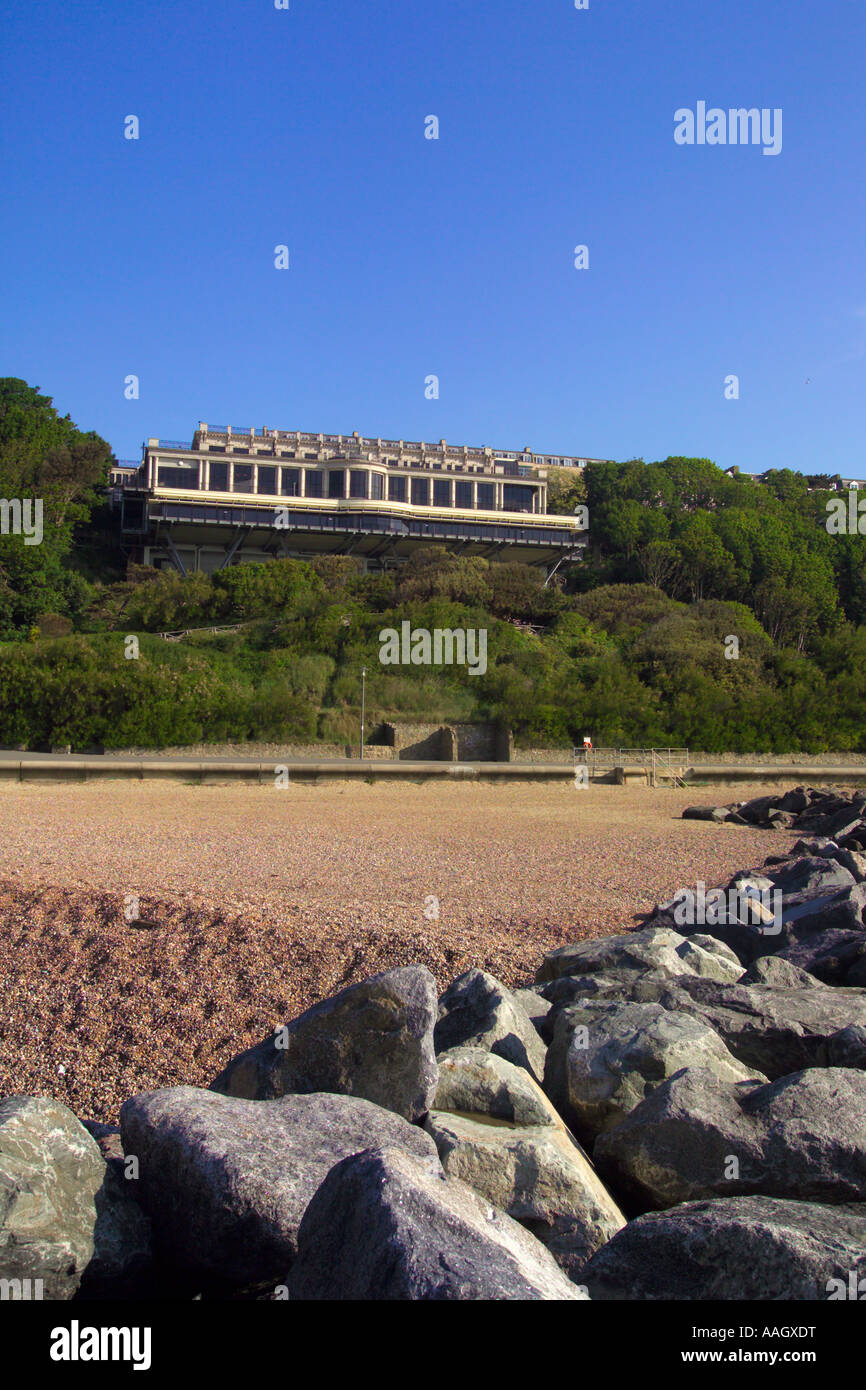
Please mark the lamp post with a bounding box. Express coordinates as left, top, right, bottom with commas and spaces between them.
360, 666, 367, 761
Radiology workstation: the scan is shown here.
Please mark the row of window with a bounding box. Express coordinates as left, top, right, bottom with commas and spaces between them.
155, 466, 537, 512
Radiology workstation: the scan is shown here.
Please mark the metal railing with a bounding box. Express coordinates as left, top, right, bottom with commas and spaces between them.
158, 624, 244, 642
572, 747, 690, 786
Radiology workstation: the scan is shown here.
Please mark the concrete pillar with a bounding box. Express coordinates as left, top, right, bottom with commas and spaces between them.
472, 481, 478, 510
200, 459, 209, 492
228, 461, 235, 494
252, 463, 259, 495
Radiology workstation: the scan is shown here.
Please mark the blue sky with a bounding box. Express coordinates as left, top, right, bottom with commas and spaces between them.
1, 0, 864, 476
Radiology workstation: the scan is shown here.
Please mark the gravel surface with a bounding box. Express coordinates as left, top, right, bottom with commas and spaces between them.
0, 780, 798, 1122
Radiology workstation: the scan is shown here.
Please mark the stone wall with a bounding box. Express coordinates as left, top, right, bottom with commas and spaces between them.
345, 745, 398, 760
379, 721, 502, 761
511, 747, 573, 764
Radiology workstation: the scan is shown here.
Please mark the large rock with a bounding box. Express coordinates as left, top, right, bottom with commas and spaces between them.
432, 1046, 559, 1126
682, 804, 735, 822
603, 972, 866, 1079
119, 1087, 439, 1287
434, 970, 547, 1083
0, 1096, 140, 1300
512, 988, 553, 1034
78, 1123, 153, 1295
688, 788, 866, 841
826, 1025, 866, 1069
776, 923, 866, 984
583, 1196, 866, 1301
211, 965, 438, 1121
287, 1146, 586, 1300
594, 1065, 866, 1210
424, 1109, 625, 1280
768, 854, 858, 905
537, 971, 641, 1022
81, 1167, 153, 1294
563, 1000, 765, 1141
740, 957, 820, 989
648, 860, 861, 966
536, 926, 743, 987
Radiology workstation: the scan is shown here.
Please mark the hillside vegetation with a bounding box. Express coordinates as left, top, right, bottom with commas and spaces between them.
1, 377, 864, 752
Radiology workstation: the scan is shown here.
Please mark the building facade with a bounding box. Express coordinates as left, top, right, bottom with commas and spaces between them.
115, 424, 598, 574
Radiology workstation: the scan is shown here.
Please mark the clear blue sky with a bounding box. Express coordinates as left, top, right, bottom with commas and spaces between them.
1, 0, 864, 475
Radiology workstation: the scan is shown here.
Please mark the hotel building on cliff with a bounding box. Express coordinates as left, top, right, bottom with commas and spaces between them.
111, 423, 603, 574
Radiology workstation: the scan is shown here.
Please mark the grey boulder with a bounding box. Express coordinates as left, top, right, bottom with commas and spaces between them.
512, 987, 553, 1033
119, 1087, 439, 1286
740, 957, 820, 989
536, 926, 743, 987
611, 972, 866, 1079
433, 1046, 560, 1126
594, 1065, 866, 1210
434, 969, 547, 1083
424, 1109, 625, 1280
564, 1000, 766, 1141
0, 1095, 148, 1300
583, 1195, 866, 1301
288, 1145, 586, 1300
210, 964, 438, 1121
825, 1024, 866, 1069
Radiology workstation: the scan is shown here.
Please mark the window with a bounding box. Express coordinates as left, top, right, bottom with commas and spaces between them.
503, 483, 534, 513
328, 469, 345, 499
350, 470, 368, 499
305, 469, 323, 497
411, 478, 429, 506
281, 468, 301, 497
280, 450, 296, 459
455, 480, 473, 508
157, 466, 198, 489
233, 464, 254, 493
209, 462, 229, 491
370, 472, 384, 500
388, 476, 407, 503
257, 466, 277, 495
476, 482, 495, 510
433, 479, 451, 507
